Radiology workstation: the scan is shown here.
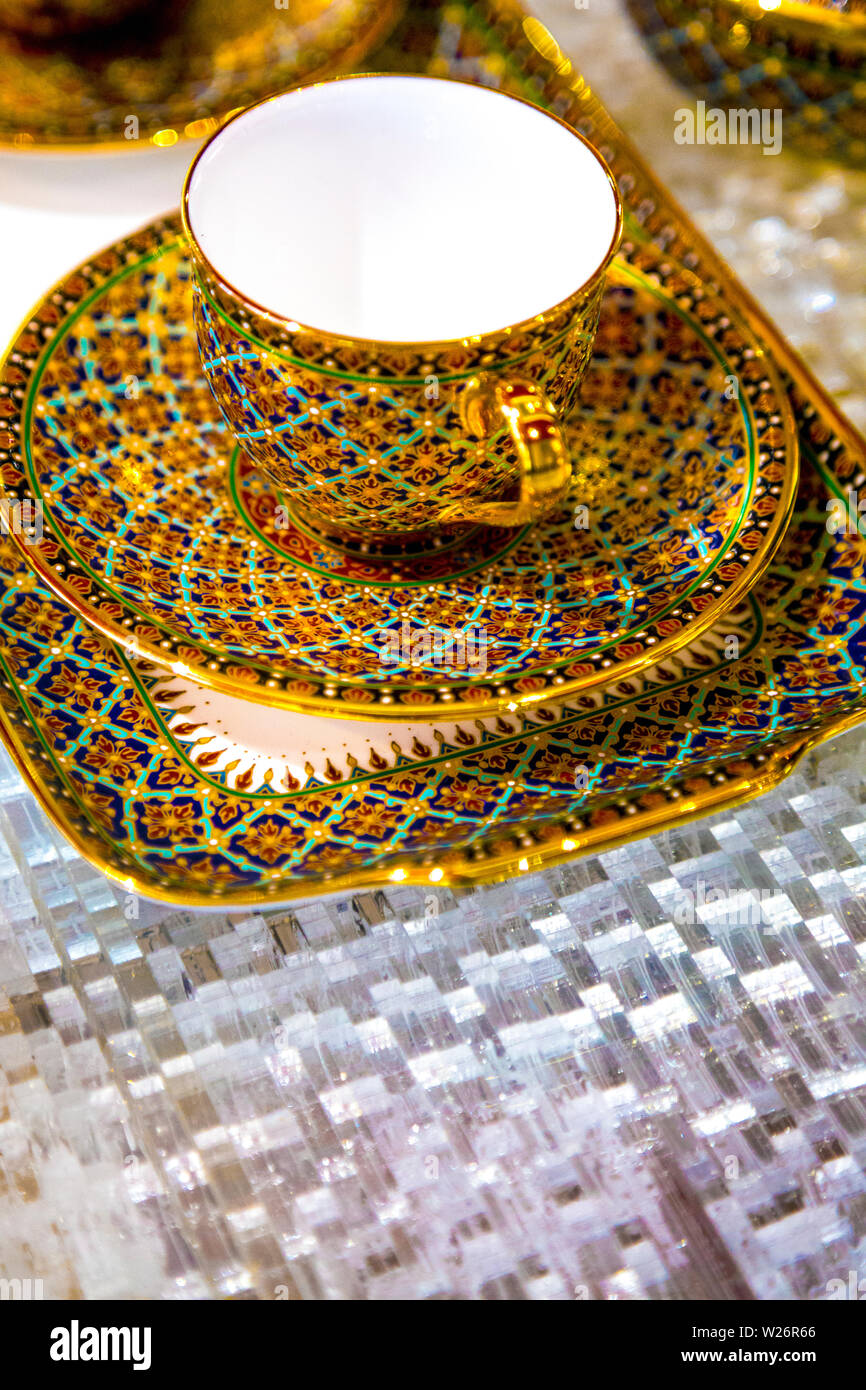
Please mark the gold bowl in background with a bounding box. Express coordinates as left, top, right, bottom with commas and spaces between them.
627, 0, 866, 163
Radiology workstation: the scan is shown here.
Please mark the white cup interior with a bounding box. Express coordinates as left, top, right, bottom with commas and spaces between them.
187, 75, 619, 343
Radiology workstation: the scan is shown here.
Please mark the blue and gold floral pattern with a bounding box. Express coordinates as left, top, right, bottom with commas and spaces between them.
191, 249, 607, 544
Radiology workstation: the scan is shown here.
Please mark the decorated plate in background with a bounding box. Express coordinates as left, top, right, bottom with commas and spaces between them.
0, 0, 401, 150
626, 0, 866, 164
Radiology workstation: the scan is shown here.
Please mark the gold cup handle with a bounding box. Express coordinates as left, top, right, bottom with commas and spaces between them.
445, 376, 571, 527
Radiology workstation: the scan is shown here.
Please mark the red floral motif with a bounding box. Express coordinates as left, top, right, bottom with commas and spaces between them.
780, 654, 845, 690
235, 817, 304, 865
83, 733, 147, 779
48, 665, 105, 711
139, 801, 202, 841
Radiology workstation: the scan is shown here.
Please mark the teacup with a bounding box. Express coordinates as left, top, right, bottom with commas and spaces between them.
183, 73, 622, 549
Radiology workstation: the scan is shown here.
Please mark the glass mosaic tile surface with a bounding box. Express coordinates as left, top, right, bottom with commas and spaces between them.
1, 0, 866, 1300
2, 726, 866, 1299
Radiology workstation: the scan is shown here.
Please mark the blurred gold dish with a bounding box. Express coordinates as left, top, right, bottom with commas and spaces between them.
0, 0, 402, 149
0, 0, 146, 39
627, 0, 866, 163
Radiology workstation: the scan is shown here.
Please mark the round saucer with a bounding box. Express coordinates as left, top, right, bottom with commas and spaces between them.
0, 0, 399, 150
0, 216, 797, 721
